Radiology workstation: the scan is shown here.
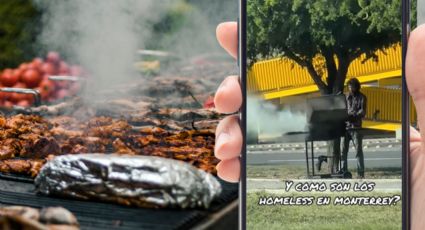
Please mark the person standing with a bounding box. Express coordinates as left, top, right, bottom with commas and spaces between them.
341, 78, 367, 178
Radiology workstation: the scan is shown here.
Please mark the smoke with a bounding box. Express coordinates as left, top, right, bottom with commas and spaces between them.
33, 0, 237, 101
247, 95, 307, 135
34, 0, 172, 98
154, 0, 237, 59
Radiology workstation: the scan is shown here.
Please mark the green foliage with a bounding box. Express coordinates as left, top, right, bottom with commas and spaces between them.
0, 0, 40, 70
411, 0, 418, 29
146, 0, 193, 50
147, 0, 237, 57
247, 0, 402, 94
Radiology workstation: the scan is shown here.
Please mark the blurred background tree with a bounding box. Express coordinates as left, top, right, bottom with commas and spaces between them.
247, 0, 412, 95
0, 0, 40, 70
147, 0, 237, 58
0, 0, 237, 71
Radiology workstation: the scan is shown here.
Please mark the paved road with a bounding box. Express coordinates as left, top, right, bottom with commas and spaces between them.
247, 148, 402, 168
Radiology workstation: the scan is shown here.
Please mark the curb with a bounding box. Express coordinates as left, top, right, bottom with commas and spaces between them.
247, 139, 401, 153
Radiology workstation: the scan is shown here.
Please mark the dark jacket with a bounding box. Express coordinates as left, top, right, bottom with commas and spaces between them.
346, 92, 367, 128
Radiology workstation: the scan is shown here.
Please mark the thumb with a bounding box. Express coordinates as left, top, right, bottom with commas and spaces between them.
216, 22, 238, 59
406, 24, 425, 143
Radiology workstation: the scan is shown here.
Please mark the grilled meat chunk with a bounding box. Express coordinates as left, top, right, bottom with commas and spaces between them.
0, 159, 45, 177
0, 112, 219, 177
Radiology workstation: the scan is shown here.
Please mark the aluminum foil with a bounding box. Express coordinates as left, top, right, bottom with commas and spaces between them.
34, 154, 222, 209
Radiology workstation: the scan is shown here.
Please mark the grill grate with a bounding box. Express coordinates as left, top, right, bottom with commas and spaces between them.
0, 173, 34, 183
0, 178, 237, 230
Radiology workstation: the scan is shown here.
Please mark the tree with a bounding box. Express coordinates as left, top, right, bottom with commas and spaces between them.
0, 0, 40, 70
247, 0, 402, 95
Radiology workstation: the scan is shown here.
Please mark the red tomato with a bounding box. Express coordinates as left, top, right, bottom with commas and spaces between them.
70, 65, 82, 76
13, 82, 27, 89
41, 62, 56, 75
11, 93, 28, 103
0, 83, 11, 102
0, 90, 10, 102
38, 79, 55, 100
13, 82, 34, 102
59, 61, 69, 74
32, 58, 43, 68
1, 69, 19, 87
56, 89, 69, 99
47, 51, 60, 63
12, 69, 23, 81
17, 100, 30, 107
9, 82, 27, 103
27, 62, 40, 71
36, 86, 49, 100
21, 69, 42, 88
19, 63, 29, 71
4, 100, 13, 108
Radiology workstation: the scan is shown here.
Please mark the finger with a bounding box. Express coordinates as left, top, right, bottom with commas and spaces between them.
216, 158, 240, 183
216, 22, 238, 59
215, 115, 242, 160
214, 76, 242, 113
406, 24, 425, 144
411, 126, 421, 142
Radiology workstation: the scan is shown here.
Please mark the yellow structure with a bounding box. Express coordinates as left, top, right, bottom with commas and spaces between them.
248, 43, 415, 131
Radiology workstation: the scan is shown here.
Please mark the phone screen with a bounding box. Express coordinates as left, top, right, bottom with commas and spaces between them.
242, 1, 408, 229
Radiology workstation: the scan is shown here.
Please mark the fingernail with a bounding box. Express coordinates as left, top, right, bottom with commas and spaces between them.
215, 132, 231, 150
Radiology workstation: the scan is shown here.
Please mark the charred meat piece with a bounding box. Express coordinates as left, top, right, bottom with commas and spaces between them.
112, 138, 136, 154
0, 206, 40, 220
0, 139, 22, 160
50, 116, 85, 131
85, 118, 132, 138
149, 108, 220, 121
135, 135, 160, 147
81, 136, 108, 153
70, 144, 89, 154
0, 206, 79, 230
0, 159, 45, 177
39, 207, 79, 226
0, 112, 219, 176
138, 127, 168, 136
20, 137, 61, 159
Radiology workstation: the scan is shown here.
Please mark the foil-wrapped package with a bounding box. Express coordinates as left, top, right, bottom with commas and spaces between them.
35, 154, 222, 209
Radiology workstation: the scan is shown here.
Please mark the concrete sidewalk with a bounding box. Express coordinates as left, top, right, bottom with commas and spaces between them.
247, 138, 401, 154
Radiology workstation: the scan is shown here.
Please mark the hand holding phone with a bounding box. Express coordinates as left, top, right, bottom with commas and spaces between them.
213, 22, 243, 183
211, 0, 425, 229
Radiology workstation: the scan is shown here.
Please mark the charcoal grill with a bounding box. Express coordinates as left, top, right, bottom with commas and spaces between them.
0, 176, 237, 230
0, 74, 237, 229
282, 94, 349, 178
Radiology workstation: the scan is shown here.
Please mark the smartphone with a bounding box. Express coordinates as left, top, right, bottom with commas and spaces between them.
239, 0, 411, 229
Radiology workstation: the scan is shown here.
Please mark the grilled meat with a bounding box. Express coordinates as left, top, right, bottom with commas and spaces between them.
112, 138, 136, 154
0, 206, 79, 230
85, 117, 132, 138
21, 137, 61, 159
0, 159, 45, 177
0, 109, 219, 177
0, 115, 59, 160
